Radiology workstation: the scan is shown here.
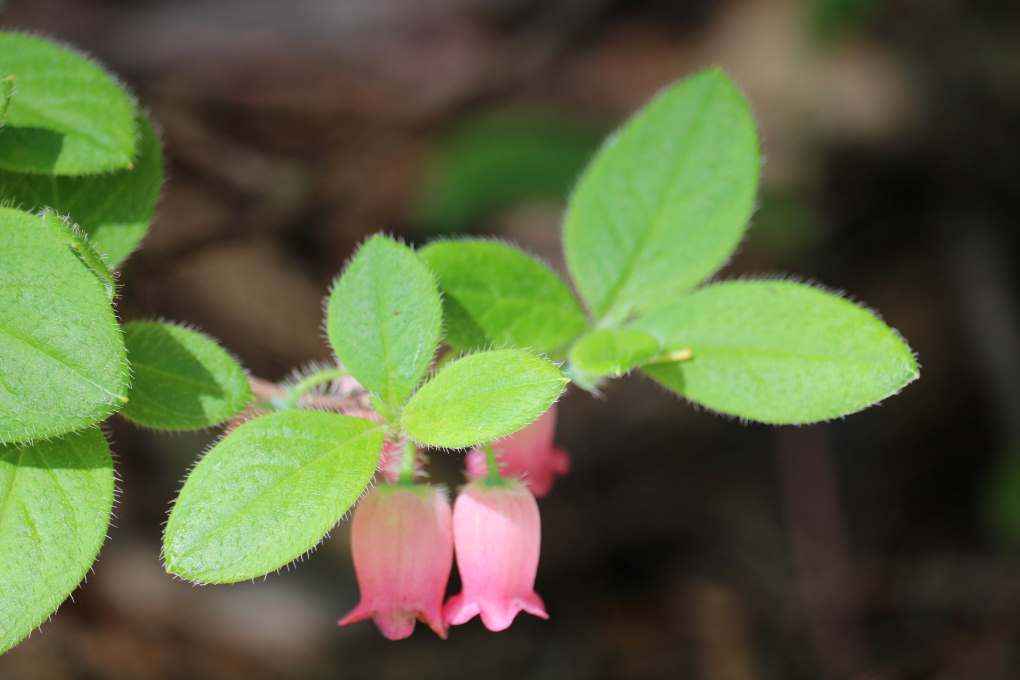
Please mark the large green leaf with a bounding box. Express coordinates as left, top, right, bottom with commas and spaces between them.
0, 112, 164, 267
402, 349, 567, 448
326, 235, 442, 410
634, 280, 919, 424
419, 239, 587, 353
0, 428, 114, 654
121, 321, 252, 431
563, 68, 759, 325
0, 32, 139, 175
569, 329, 661, 378
0, 207, 129, 443
163, 410, 383, 584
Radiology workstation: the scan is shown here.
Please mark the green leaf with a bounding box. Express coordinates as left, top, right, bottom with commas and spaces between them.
419, 239, 588, 353
0, 75, 13, 125
121, 321, 252, 431
569, 329, 661, 377
414, 112, 602, 233
163, 410, 382, 583
633, 280, 919, 424
401, 349, 567, 448
811, 0, 879, 43
326, 235, 442, 410
0, 207, 129, 444
38, 209, 116, 301
982, 448, 1020, 548
0, 33, 139, 175
0, 112, 164, 267
563, 68, 760, 325
0, 427, 114, 654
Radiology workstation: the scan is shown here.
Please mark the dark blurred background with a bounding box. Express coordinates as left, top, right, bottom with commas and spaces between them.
3, 0, 1020, 678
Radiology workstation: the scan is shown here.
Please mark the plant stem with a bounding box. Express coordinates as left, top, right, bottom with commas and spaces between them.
399, 440, 417, 485
646, 347, 693, 365
279, 367, 348, 409
484, 443, 502, 485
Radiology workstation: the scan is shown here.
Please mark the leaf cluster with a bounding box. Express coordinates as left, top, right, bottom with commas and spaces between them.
0, 33, 249, 653
0, 35, 919, 654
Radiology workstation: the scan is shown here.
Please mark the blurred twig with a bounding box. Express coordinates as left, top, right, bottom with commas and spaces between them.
775, 426, 866, 679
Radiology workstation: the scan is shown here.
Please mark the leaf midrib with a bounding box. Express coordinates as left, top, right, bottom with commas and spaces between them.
0, 321, 121, 400
667, 341, 907, 369
593, 76, 722, 321
0, 448, 26, 541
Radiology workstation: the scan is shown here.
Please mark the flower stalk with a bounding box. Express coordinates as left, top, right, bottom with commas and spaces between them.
483, 443, 503, 486
278, 367, 349, 409
399, 439, 418, 485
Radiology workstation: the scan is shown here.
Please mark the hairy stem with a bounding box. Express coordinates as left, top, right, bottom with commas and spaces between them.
280, 367, 349, 409
248, 375, 379, 420
399, 439, 417, 485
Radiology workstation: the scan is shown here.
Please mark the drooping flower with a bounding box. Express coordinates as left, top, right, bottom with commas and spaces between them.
444, 480, 548, 631
339, 484, 453, 639
465, 404, 570, 497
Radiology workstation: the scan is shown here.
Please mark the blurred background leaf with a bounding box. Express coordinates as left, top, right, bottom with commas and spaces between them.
414, 112, 602, 234
810, 0, 881, 44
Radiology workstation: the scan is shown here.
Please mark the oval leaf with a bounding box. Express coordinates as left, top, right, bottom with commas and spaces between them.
569, 329, 661, 377
0, 428, 114, 654
326, 235, 442, 410
633, 280, 919, 424
420, 239, 587, 353
0, 112, 165, 267
121, 321, 252, 431
0, 33, 139, 175
0, 207, 129, 443
564, 68, 760, 324
163, 410, 383, 583
402, 349, 567, 448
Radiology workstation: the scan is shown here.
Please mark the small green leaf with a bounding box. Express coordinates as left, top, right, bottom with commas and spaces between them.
419, 239, 588, 353
414, 112, 602, 233
402, 349, 567, 448
0, 427, 114, 654
326, 235, 442, 410
38, 209, 117, 301
569, 329, 661, 377
121, 321, 252, 431
564, 68, 760, 324
0, 112, 164, 267
0, 207, 129, 444
163, 410, 383, 583
0, 33, 139, 175
633, 280, 919, 424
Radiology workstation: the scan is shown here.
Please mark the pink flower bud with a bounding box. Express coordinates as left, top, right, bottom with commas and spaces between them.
466, 404, 570, 497
338, 485, 453, 640
444, 480, 548, 631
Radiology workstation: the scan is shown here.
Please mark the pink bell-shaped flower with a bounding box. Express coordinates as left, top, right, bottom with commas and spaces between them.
444, 480, 548, 631
466, 404, 570, 497
339, 484, 453, 639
